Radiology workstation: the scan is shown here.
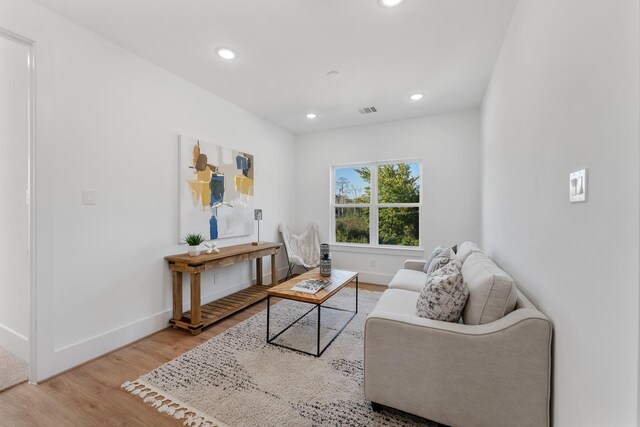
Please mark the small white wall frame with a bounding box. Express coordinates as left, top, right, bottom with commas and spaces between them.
569, 169, 587, 203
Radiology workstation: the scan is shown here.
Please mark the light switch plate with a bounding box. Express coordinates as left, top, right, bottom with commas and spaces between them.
569, 169, 587, 202
83, 189, 96, 205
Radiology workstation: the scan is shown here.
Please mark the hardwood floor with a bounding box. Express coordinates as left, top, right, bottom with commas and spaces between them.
0, 282, 384, 426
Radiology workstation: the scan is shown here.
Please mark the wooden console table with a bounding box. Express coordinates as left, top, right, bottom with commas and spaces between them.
165, 242, 281, 334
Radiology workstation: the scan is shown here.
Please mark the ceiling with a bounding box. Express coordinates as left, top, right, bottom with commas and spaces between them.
32, 0, 518, 134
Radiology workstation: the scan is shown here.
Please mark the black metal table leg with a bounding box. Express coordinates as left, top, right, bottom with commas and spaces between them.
317, 304, 321, 357
356, 276, 359, 313
266, 295, 271, 342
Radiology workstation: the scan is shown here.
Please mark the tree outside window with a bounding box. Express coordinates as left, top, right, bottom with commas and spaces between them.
333, 160, 421, 247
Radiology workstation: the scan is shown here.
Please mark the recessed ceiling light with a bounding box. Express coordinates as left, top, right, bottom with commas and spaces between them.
216, 48, 237, 60
380, 0, 405, 7
409, 93, 424, 101
306, 113, 317, 119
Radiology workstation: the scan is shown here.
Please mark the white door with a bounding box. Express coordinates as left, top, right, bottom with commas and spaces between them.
0, 33, 30, 362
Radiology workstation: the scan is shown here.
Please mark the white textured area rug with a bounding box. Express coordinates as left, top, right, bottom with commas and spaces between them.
0, 346, 28, 392
123, 289, 439, 427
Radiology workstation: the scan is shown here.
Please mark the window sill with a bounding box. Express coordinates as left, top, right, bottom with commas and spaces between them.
330, 243, 425, 257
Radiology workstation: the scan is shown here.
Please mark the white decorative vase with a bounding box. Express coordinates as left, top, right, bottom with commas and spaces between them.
188, 245, 201, 256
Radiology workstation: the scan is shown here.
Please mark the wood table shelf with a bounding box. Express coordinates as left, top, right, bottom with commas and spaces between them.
179, 285, 270, 329
165, 242, 281, 335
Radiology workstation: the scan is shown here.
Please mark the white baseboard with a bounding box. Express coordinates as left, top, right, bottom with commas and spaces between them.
52, 266, 289, 376
0, 323, 28, 362
357, 271, 393, 286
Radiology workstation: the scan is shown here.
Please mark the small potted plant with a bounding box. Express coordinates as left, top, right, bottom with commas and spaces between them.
184, 233, 206, 256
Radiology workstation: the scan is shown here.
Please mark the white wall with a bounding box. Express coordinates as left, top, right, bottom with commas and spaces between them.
481, 0, 639, 425
294, 110, 481, 284
0, 0, 295, 380
0, 34, 29, 361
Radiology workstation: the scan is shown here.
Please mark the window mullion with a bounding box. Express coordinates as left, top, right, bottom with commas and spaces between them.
330, 166, 335, 244
371, 165, 378, 246
334, 204, 371, 208
378, 203, 421, 208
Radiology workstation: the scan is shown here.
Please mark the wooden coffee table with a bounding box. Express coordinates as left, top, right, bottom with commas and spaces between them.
266, 268, 358, 357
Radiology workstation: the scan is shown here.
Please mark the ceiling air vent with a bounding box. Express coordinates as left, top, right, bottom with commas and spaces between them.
358, 106, 378, 114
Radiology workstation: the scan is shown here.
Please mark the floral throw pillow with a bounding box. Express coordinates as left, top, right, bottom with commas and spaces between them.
417, 262, 469, 322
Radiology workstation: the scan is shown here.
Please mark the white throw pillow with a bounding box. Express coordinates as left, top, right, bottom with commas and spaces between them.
417, 262, 469, 322
422, 245, 444, 273
425, 247, 458, 275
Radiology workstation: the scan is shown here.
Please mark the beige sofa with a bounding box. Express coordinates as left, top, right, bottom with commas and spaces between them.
364, 244, 552, 427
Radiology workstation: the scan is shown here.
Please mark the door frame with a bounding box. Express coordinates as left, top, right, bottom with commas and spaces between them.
0, 27, 38, 384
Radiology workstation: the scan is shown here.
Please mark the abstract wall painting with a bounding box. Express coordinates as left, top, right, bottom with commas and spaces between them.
179, 135, 254, 242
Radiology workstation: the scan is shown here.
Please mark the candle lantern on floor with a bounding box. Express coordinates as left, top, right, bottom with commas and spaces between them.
320, 243, 331, 276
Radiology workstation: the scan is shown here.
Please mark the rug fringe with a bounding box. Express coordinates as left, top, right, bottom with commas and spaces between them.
121, 379, 228, 427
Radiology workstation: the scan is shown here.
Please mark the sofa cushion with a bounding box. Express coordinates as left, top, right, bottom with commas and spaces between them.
456, 241, 484, 264
425, 247, 458, 275
417, 262, 469, 322
422, 245, 444, 273
461, 252, 518, 325
388, 269, 429, 293
372, 288, 420, 316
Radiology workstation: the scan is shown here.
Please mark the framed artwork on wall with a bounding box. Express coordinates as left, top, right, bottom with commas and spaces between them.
179, 135, 255, 242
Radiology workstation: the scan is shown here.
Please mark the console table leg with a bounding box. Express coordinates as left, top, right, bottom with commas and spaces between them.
171, 271, 183, 324
270, 253, 277, 286
256, 257, 263, 286
190, 272, 202, 328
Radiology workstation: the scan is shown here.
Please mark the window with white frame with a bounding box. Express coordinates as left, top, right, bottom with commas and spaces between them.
331, 160, 421, 247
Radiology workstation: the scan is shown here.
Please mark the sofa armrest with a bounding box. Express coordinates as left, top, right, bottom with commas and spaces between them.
364, 308, 552, 427
403, 259, 426, 271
